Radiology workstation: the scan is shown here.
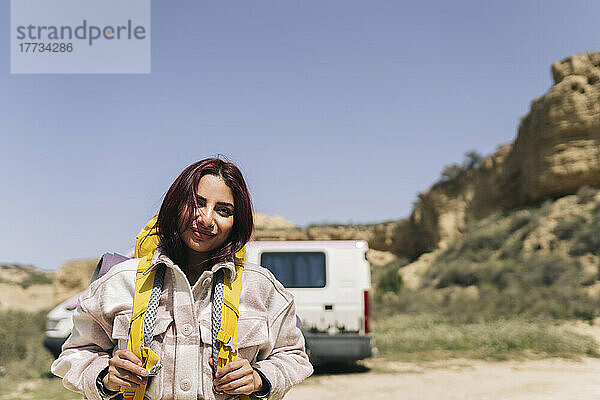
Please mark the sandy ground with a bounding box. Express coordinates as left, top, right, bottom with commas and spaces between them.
287, 321, 600, 400
7, 357, 600, 399
286, 358, 600, 400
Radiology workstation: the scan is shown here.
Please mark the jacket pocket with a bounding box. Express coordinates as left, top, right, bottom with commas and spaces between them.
111, 311, 173, 400
200, 315, 269, 363
112, 312, 132, 351
237, 316, 269, 363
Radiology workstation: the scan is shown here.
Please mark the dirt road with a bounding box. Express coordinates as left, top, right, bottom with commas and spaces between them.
7, 357, 600, 399
286, 358, 600, 400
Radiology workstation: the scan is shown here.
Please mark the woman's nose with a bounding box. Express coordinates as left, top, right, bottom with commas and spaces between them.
197, 206, 215, 227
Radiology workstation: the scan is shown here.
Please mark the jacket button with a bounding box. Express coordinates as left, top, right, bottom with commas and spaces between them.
182, 324, 193, 336
180, 378, 191, 391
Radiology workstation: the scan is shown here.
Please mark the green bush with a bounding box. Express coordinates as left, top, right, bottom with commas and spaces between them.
379, 254, 597, 323
554, 214, 586, 240
570, 217, 600, 256
20, 271, 53, 289
508, 211, 534, 233
435, 150, 484, 186
436, 215, 515, 265
375, 262, 404, 298
0, 265, 53, 288
577, 185, 598, 204
0, 310, 54, 391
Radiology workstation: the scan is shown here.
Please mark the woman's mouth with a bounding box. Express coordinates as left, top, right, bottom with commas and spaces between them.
192, 227, 216, 240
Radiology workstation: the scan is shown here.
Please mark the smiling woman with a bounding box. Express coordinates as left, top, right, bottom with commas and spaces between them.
180, 175, 235, 257
156, 159, 253, 273
51, 157, 313, 400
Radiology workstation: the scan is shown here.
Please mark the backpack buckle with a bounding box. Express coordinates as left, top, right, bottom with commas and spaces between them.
221, 336, 239, 351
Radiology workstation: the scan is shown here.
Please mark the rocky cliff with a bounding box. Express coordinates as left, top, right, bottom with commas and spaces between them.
410, 52, 600, 255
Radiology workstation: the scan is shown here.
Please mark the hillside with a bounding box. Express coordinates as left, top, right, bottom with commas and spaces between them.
0, 260, 99, 312
374, 187, 600, 322
0, 265, 53, 312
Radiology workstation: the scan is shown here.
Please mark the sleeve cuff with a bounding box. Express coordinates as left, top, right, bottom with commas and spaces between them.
96, 366, 120, 399
252, 367, 271, 398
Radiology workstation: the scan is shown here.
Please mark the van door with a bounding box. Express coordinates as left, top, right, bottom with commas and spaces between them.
259, 251, 330, 332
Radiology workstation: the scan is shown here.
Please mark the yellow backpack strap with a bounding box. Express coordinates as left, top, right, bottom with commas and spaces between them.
121, 216, 162, 400
120, 254, 163, 400
134, 214, 159, 259
215, 247, 252, 400
215, 258, 244, 370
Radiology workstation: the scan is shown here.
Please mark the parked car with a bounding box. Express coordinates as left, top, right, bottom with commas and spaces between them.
44, 252, 129, 358
44, 241, 373, 364
43, 294, 78, 358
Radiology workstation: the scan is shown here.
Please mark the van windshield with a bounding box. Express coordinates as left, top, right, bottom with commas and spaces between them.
260, 252, 326, 288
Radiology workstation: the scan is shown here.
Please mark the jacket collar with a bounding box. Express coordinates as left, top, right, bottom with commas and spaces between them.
144, 244, 237, 281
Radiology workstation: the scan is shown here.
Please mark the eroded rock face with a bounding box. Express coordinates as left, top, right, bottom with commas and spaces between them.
513, 53, 600, 203
404, 53, 600, 256
252, 217, 414, 256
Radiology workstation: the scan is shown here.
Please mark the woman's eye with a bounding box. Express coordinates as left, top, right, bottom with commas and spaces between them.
217, 208, 234, 217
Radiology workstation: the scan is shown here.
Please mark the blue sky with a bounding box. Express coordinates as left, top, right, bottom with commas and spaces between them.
2, 1, 599, 270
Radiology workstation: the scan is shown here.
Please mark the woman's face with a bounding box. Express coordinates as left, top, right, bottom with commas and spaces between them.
179, 174, 235, 256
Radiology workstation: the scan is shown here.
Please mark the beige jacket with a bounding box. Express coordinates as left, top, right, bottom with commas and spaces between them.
51, 248, 313, 400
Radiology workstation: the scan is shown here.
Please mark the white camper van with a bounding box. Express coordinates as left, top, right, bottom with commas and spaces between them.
44, 240, 372, 364
246, 240, 372, 364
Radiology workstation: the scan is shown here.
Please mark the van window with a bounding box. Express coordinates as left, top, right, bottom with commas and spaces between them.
260, 252, 326, 288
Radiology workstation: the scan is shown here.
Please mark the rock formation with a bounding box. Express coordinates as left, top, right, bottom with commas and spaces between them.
409, 52, 600, 255
253, 211, 297, 230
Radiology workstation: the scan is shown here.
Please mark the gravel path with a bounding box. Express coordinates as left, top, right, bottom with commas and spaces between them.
285, 358, 600, 400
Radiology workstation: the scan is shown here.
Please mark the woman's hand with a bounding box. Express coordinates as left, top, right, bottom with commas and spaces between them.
103, 349, 148, 392
213, 359, 263, 395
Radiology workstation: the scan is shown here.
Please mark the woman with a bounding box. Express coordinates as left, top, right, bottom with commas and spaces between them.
52, 158, 313, 399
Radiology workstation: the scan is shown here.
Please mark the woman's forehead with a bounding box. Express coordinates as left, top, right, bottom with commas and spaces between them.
196, 174, 234, 203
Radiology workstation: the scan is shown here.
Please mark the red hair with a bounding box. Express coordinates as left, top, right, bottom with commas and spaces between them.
156, 158, 254, 267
